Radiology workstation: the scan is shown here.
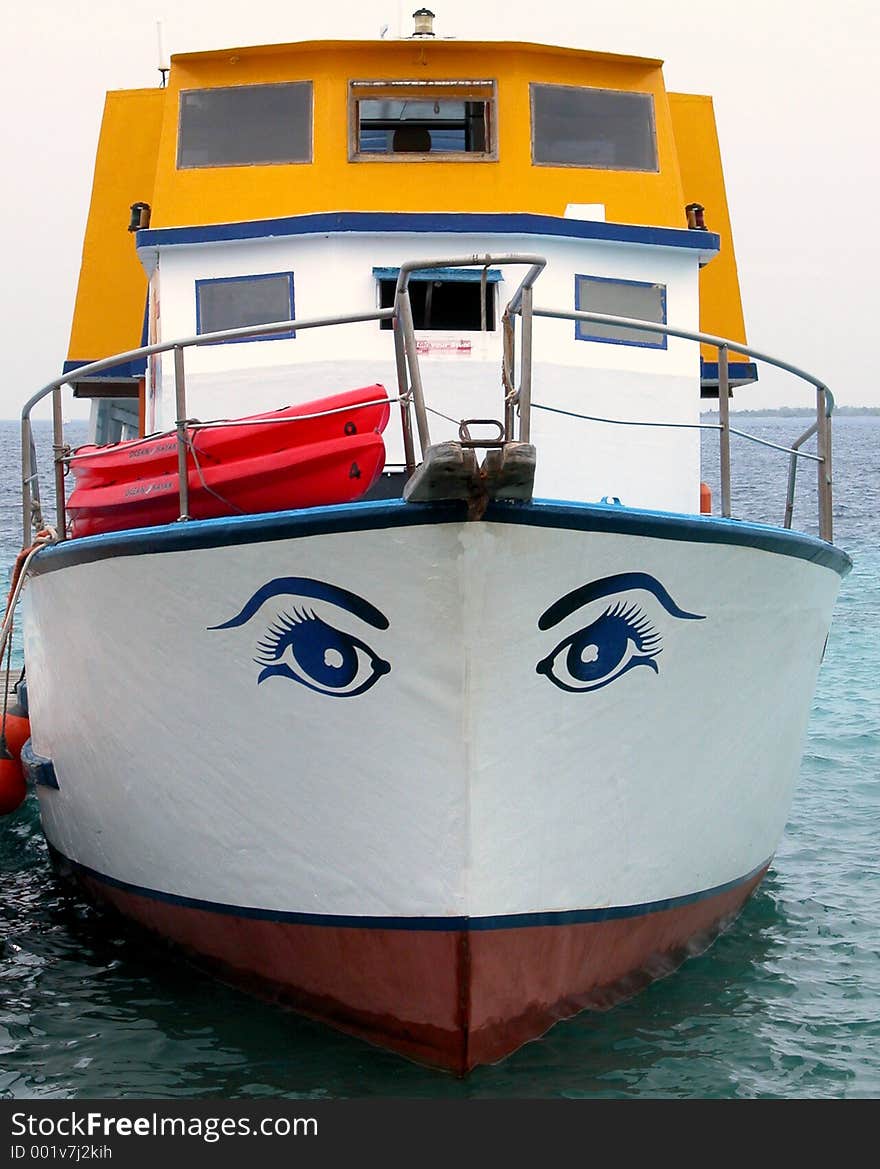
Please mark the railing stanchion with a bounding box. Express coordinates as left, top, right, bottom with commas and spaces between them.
52, 386, 67, 540
397, 287, 430, 458
21, 418, 33, 547
519, 285, 534, 444
392, 318, 417, 476
718, 343, 732, 518
173, 345, 190, 522
502, 312, 516, 440
816, 386, 833, 542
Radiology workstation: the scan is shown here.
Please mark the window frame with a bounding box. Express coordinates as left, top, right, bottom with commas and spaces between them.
530, 82, 659, 173
374, 267, 501, 331
574, 273, 668, 350
177, 81, 314, 170
348, 79, 498, 162
195, 272, 297, 344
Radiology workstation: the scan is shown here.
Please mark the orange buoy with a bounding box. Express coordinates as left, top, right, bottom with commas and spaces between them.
2, 694, 30, 760
700, 481, 712, 514
0, 751, 26, 815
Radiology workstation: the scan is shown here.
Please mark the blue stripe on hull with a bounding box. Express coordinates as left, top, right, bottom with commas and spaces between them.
48, 846, 771, 933
31, 498, 852, 578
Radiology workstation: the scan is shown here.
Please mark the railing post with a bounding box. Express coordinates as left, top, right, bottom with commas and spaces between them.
816, 386, 833, 542
718, 343, 732, 518
396, 287, 431, 458
173, 345, 190, 521
21, 418, 33, 547
52, 386, 67, 540
391, 318, 417, 476
502, 312, 516, 441
519, 285, 534, 444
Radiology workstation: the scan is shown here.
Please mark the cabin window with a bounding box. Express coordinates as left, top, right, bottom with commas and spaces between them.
574, 275, 667, 348
531, 84, 658, 171
195, 273, 296, 342
374, 267, 500, 330
178, 83, 312, 168
350, 81, 496, 159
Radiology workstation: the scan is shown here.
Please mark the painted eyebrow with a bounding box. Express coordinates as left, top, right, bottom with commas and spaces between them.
538, 572, 705, 631
208, 577, 390, 631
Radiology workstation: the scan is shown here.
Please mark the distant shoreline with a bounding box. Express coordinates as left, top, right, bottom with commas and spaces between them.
700, 406, 880, 418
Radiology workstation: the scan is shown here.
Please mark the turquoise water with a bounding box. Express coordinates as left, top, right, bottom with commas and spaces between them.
1, 417, 878, 1099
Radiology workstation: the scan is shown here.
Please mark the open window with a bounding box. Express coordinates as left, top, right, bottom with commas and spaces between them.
374, 267, 500, 331
350, 80, 496, 160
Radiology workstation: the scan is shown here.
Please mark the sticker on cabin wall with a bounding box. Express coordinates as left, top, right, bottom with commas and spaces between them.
415, 339, 472, 356
536, 572, 705, 693
208, 577, 390, 698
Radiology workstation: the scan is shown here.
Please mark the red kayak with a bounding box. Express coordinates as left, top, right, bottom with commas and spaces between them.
67, 431, 386, 538
70, 384, 391, 487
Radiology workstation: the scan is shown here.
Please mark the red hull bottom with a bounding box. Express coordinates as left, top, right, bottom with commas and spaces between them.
58, 859, 768, 1073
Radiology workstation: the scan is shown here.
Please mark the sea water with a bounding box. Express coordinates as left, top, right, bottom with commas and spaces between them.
0, 416, 878, 1099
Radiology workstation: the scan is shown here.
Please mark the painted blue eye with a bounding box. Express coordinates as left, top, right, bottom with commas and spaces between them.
254, 608, 390, 697
209, 576, 392, 700
255, 607, 390, 696
537, 601, 662, 693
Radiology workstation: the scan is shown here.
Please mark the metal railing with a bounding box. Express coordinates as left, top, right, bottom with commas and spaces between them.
20, 307, 395, 544
20, 252, 836, 547
510, 303, 835, 541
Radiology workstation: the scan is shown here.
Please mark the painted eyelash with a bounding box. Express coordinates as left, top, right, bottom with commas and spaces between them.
254, 608, 319, 662
603, 600, 663, 655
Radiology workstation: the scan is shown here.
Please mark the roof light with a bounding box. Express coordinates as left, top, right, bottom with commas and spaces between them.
412, 8, 436, 37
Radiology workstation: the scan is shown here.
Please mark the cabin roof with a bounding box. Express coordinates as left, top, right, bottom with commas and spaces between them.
170, 38, 663, 69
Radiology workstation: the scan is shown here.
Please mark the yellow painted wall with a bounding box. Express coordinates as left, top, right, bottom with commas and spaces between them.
70, 44, 751, 373
668, 92, 747, 356
148, 40, 687, 230
67, 89, 164, 364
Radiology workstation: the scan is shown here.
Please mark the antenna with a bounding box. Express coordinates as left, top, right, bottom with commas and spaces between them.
156, 19, 170, 88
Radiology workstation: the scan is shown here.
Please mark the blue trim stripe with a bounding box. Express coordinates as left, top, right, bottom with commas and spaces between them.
63, 357, 146, 380
136, 211, 721, 256
53, 848, 770, 932
30, 498, 852, 579
701, 360, 759, 385
64, 294, 150, 381
372, 266, 503, 283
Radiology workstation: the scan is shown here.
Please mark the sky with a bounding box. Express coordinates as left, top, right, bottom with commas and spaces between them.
3, 0, 878, 420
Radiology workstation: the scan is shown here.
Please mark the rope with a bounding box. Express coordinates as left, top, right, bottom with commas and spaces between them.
0, 529, 57, 667
184, 435, 246, 516
531, 402, 720, 432
64, 396, 402, 464
1, 618, 13, 739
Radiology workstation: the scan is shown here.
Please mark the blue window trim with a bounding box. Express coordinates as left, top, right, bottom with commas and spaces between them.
194, 271, 296, 344
372, 266, 503, 284
574, 273, 668, 350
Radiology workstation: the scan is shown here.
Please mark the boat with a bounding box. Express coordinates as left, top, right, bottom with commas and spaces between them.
68, 383, 391, 487
66, 384, 391, 536
2, 10, 850, 1074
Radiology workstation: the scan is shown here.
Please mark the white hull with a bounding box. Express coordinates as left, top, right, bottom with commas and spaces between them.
23, 501, 843, 921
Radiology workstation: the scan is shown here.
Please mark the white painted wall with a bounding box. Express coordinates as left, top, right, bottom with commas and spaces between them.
147, 231, 704, 512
